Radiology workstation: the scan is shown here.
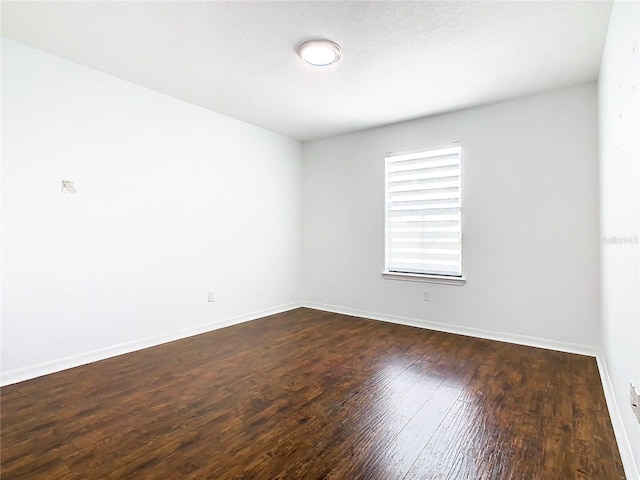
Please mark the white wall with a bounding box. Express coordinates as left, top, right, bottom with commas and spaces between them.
1, 39, 302, 383
598, 0, 640, 475
302, 84, 601, 350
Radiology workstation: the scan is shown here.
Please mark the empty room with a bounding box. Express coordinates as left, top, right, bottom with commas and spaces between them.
1, 1, 639, 479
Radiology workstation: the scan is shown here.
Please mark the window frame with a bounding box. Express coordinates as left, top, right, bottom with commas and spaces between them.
382, 142, 466, 286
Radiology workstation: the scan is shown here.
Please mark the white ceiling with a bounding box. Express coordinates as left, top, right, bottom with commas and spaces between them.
1, 1, 612, 141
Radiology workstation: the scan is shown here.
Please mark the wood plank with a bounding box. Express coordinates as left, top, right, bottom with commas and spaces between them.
445, 452, 492, 480
364, 384, 461, 479
404, 400, 482, 480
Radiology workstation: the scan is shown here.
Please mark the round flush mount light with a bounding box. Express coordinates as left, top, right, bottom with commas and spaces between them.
296, 39, 342, 66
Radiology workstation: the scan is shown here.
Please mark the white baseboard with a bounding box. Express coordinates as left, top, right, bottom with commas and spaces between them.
302, 301, 598, 356
0, 302, 301, 387
596, 356, 640, 480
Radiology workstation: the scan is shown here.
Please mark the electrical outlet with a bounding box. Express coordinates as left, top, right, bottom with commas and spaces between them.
208, 291, 215, 303
423, 290, 430, 301
629, 382, 640, 422
632, 382, 640, 424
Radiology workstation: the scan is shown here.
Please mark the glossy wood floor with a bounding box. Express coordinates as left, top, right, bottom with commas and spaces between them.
1, 308, 625, 479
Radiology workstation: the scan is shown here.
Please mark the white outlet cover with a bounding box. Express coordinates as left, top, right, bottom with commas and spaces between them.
208, 291, 215, 302
632, 383, 640, 424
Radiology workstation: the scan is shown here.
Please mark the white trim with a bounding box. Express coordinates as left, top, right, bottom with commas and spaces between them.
382, 271, 466, 285
302, 301, 597, 356
596, 355, 640, 480
0, 302, 301, 387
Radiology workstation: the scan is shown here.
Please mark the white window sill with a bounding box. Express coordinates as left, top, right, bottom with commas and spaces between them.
381, 271, 466, 286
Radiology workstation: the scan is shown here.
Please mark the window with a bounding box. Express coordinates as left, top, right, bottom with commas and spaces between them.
384, 142, 463, 282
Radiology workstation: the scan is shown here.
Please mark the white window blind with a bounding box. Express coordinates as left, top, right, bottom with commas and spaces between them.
385, 142, 462, 277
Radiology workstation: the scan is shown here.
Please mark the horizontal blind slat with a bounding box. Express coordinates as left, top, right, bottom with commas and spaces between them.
386, 144, 460, 162
389, 179, 460, 195
387, 207, 460, 215
387, 260, 462, 270
386, 154, 460, 172
387, 240, 461, 249
387, 166, 460, 181
388, 266, 462, 276
387, 186, 459, 196
387, 176, 460, 188
387, 230, 460, 239
388, 251, 461, 260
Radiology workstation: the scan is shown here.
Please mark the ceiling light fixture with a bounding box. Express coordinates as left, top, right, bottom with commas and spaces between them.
297, 39, 342, 66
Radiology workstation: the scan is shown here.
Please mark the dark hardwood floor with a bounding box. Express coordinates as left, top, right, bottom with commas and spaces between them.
1, 308, 625, 479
